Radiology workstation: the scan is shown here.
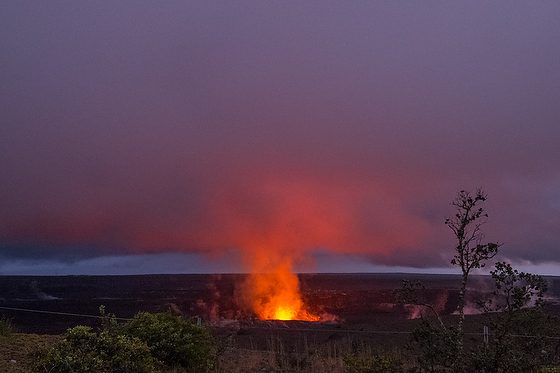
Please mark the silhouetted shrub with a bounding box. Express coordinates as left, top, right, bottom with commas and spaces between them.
33, 325, 158, 373
123, 312, 216, 372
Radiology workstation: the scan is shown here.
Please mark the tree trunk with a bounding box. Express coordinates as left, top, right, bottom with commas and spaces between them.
456, 272, 468, 353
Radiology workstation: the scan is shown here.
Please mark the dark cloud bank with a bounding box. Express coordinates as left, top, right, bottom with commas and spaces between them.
1, 1, 559, 272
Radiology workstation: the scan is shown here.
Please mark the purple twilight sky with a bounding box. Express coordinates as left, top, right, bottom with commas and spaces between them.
1, 1, 560, 275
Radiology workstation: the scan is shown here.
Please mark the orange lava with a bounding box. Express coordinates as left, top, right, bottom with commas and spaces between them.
242, 259, 320, 321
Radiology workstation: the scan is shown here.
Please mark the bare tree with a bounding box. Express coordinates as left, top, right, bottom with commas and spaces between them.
398, 189, 553, 371
445, 189, 500, 352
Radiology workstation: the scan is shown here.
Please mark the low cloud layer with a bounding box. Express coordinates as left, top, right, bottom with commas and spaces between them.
1, 1, 559, 270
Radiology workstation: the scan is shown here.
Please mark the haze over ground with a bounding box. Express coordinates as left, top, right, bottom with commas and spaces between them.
1, 1, 560, 275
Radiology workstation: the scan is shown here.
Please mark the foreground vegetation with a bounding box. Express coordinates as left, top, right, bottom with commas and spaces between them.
1, 322, 403, 373
2, 324, 559, 373
24, 308, 216, 373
